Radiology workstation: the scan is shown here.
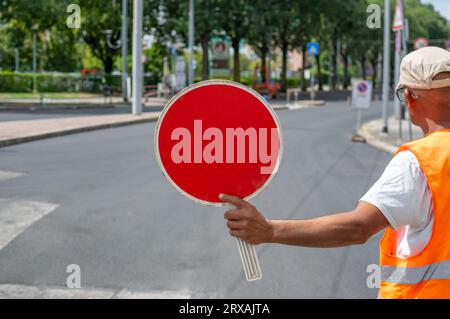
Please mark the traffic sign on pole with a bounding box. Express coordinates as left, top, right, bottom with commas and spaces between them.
307, 42, 320, 56
414, 37, 429, 50
392, 0, 404, 31
351, 79, 372, 143
155, 80, 283, 282
351, 79, 373, 109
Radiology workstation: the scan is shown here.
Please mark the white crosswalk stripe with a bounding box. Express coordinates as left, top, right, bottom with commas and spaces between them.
0, 198, 59, 251
0, 170, 23, 182
0, 284, 194, 299
0, 170, 59, 251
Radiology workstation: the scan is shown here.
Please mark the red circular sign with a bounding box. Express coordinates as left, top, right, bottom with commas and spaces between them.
154, 80, 283, 206
414, 37, 429, 50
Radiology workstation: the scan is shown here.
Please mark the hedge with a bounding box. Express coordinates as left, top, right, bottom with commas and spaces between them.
0, 72, 160, 93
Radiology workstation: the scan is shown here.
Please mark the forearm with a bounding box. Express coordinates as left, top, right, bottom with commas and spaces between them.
268, 211, 369, 248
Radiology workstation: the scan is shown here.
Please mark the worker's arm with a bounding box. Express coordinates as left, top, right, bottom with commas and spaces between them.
220, 194, 390, 247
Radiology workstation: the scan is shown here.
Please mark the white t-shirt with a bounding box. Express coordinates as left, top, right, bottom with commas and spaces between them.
360, 150, 434, 259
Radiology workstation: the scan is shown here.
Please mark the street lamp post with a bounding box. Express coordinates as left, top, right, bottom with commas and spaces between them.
121, 0, 128, 102
382, 0, 390, 133
15, 49, 19, 72
188, 0, 195, 85
32, 32, 37, 74
32, 24, 39, 93
132, 0, 143, 115
103, 0, 128, 103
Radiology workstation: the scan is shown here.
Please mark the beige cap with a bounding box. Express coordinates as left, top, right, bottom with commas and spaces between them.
397, 46, 450, 90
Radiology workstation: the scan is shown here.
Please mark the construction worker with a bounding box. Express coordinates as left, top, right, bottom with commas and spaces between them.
220, 46, 450, 299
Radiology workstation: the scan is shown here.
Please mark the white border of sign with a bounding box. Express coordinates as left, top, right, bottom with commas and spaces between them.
154, 80, 284, 207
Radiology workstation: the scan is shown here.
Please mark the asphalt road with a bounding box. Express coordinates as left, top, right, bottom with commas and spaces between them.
0, 102, 392, 298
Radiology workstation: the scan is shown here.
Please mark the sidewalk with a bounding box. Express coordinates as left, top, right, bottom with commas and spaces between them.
0, 112, 160, 148
358, 116, 423, 154
0, 97, 167, 111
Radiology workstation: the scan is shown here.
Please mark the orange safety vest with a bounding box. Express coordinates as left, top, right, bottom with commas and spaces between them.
379, 129, 450, 299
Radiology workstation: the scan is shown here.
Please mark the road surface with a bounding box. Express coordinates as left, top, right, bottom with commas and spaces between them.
0, 102, 392, 298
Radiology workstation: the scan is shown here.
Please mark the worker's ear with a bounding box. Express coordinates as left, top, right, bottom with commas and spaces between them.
404, 88, 417, 109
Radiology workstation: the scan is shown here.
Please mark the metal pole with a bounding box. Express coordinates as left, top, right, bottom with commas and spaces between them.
355, 109, 362, 134
328, 41, 333, 91
15, 49, 19, 72
310, 55, 315, 100
336, 39, 340, 89
394, 31, 401, 139
382, 0, 390, 133
188, 0, 195, 85
121, 0, 128, 102
32, 32, 37, 74
401, 1, 412, 141
132, 0, 143, 115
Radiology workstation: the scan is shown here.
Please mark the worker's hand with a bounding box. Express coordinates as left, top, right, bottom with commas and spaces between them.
219, 193, 273, 245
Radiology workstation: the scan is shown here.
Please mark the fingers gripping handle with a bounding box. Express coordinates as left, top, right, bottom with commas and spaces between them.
224, 203, 262, 281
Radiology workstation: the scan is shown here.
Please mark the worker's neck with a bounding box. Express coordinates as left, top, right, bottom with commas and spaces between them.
421, 118, 450, 136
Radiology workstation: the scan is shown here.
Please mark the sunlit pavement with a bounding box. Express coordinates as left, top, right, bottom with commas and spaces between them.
0, 102, 392, 298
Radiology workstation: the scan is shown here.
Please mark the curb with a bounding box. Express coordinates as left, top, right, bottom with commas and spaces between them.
358, 121, 396, 155
0, 103, 127, 112
0, 115, 159, 148
287, 100, 326, 110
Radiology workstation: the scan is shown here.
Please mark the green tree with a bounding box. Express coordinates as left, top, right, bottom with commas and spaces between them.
272, 0, 301, 92
76, 0, 124, 74
220, 0, 253, 82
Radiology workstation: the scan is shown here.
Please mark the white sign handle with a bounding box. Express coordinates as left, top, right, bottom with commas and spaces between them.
224, 203, 262, 281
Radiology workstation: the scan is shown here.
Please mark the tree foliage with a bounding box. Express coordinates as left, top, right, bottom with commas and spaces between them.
0, 0, 448, 87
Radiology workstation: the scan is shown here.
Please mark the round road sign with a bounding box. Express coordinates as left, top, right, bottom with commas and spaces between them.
154, 80, 283, 206
414, 37, 429, 50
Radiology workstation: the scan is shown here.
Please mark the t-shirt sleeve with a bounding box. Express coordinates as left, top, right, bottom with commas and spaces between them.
360, 150, 430, 230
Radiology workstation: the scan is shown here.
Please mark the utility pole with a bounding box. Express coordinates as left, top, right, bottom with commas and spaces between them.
32, 32, 37, 74
393, 0, 407, 139
328, 42, 333, 90
336, 40, 340, 89
188, 0, 195, 85
32, 26, 38, 93
382, 0, 390, 133
15, 49, 19, 72
394, 30, 401, 119
121, 0, 128, 102
132, 0, 143, 115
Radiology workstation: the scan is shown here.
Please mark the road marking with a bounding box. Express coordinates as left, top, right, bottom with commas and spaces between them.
114, 288, 192, 299
0, 284, 114, 299
0, 284, 194, 299
287, 101, 325, 110
0, 198, 59, 251
0, 170, 23, 182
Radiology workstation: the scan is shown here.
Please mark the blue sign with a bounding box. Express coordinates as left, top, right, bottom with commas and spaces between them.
307, 42, 320, 56
447, 40, 450, 51
357, 82, 368, 93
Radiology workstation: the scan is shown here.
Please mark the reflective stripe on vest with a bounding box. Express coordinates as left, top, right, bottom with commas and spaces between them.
382, 260, 450, 285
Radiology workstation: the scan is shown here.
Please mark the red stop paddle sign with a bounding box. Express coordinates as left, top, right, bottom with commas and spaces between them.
154, 80, 283, 206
